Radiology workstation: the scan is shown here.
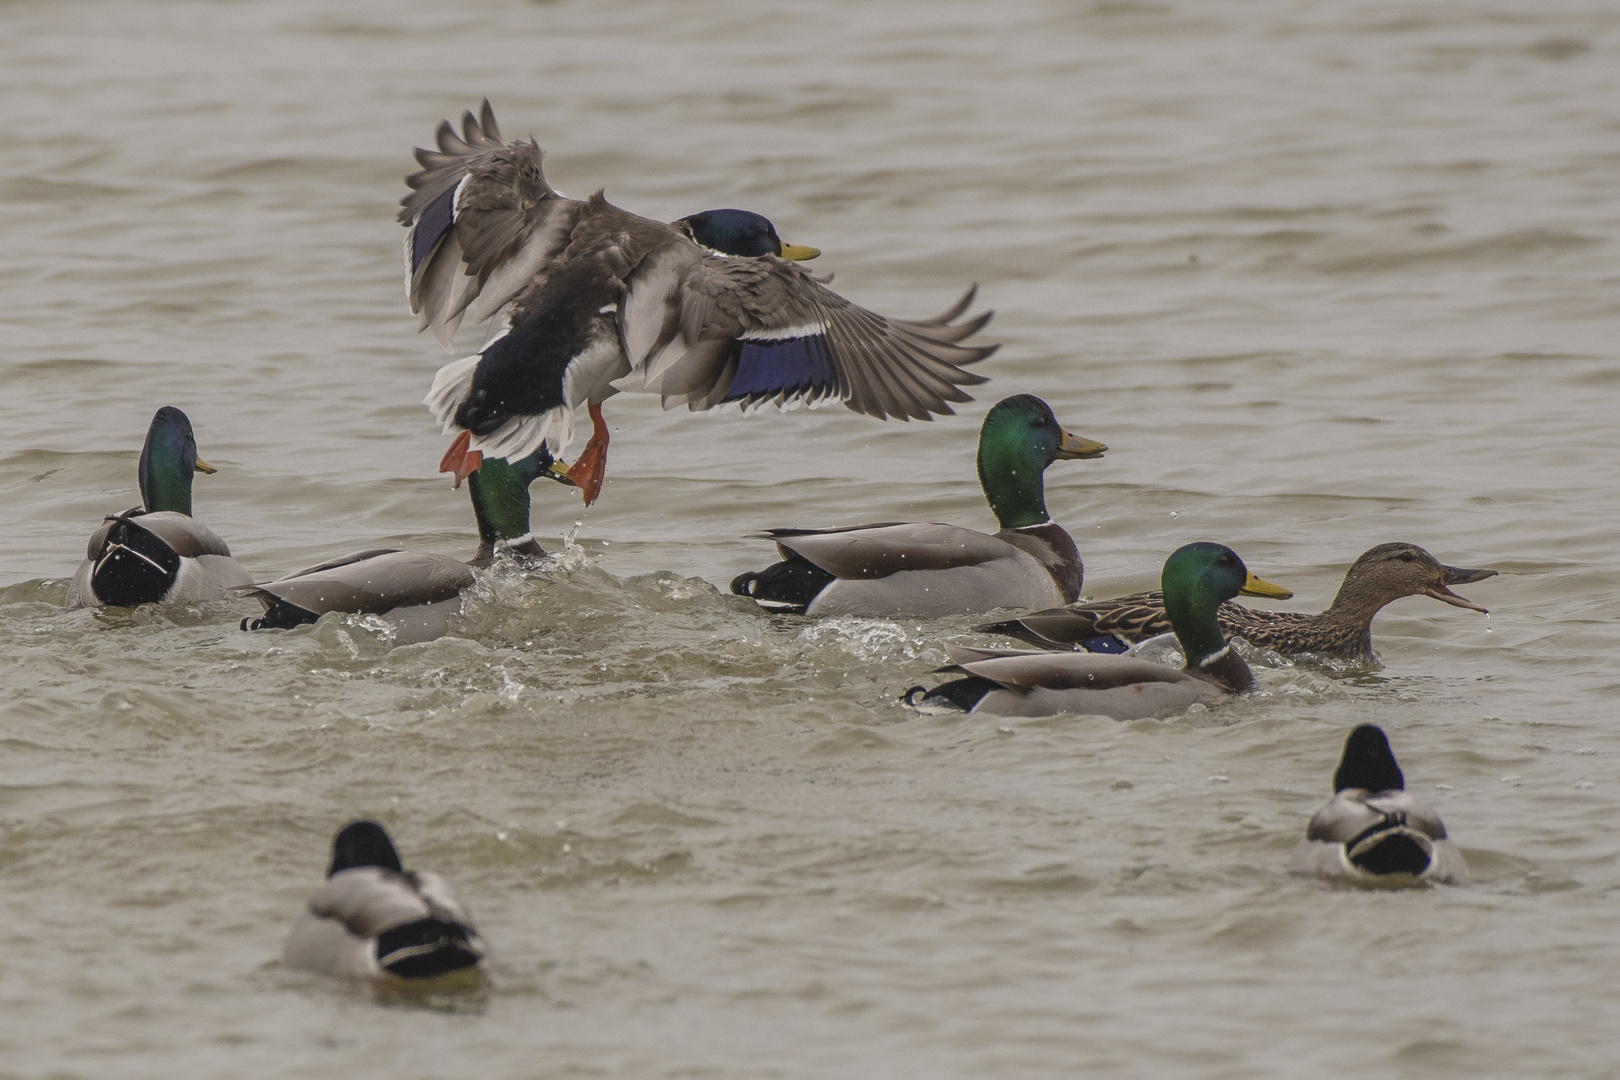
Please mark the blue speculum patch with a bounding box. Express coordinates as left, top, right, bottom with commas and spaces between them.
723, 334, 836, 403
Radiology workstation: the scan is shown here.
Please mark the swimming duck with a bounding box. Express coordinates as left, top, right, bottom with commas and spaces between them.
1289, 725, 1468, 886
65, 406, 252, 608
905, 542, 1292, 718
240, 452, 547, 640
404, 100, 997, 505
283, 820, 487, 980
979, 542, 1496, 661
729, 394, 1105, 617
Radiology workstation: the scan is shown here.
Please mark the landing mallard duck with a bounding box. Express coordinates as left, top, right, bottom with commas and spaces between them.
283, 820, 486, 980
404, 100, 997, 505
729, 394, 1105, 617
65, 407, 252, 608
240, 452, 548, 640
979, 542, 1496, 661
1289, 725, 1468, 886
905, 542, 1292, 718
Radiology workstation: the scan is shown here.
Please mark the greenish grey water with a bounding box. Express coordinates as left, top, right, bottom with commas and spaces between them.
2, 0, 1620, 1076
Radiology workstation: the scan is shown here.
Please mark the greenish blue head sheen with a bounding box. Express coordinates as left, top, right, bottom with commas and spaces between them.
1161, 542, 1249, 666
468, 451, 547, 544
137, 406, 202, 516
976, 394, 1065, 529
680, 209, 783, 257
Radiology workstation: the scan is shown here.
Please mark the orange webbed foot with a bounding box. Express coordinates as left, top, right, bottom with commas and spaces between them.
438, 430, 483, 488
564, 402, 610, 506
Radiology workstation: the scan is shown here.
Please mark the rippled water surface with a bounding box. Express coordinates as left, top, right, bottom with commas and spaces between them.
4, 0, 1620, 1076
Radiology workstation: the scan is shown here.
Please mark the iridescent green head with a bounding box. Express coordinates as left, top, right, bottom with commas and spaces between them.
1160, 542, 1292, 667
137, 406, 215, 516
975, 394, 1106, 530
468, 451, 549, 565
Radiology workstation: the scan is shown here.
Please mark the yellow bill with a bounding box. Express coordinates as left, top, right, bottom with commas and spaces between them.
778, 242, 821, 261
1240, 572, 1292, 600
1055, 429, 1108, 460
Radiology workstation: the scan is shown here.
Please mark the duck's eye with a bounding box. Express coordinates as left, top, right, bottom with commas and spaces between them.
1397, 552, 1416, 562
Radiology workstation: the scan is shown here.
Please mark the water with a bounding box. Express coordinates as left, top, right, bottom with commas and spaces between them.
3, 0, 1619, 1075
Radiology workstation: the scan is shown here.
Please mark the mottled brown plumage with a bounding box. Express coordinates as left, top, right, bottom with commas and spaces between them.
979, 543, 1496, 662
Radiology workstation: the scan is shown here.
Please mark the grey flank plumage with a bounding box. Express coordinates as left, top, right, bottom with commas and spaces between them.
242, 550, 475, 644
760, 523, 1078, 618
928, 644, 1226, 719
404, 101, 996, 465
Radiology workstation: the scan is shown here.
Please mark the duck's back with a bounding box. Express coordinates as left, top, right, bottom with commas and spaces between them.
284, 866, 485, 980
67, 511, 250, 609
777, 523, 1071, 617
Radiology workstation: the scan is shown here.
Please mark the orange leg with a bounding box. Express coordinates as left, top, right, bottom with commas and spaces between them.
565, 401, 610, 506
437, 430, 483, 489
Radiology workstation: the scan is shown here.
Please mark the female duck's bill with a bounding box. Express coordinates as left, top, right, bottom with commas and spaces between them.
904, 542, 1291, 719
1289, 724, 1468, 886
64, 406, 252, 609
282, 820, 487, 981
406, 100, 997, 509
730, 394, 1106, 618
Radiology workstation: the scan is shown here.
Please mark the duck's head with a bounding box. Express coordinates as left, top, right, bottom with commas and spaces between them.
137, 406, 215, 517
1335, 542, 1497, 615
1161, 542, 1292, 669
674, 209, 820, 261
468, 450, 551, 567
975, 394, 1107, 529
328, 820, 404, 877
1332, 724, 1405, 794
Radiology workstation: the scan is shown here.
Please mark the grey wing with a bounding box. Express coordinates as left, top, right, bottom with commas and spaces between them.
766, 523, 1017, 579
940, 648, 1199, 691
1304, 790, 1446, 842
401, 100, 583, 348
616, 255, 996, 420
126, 511, 234, 558
249, 551, 475, 616
307, 868, 438, 937
1365, 790, 1449, 841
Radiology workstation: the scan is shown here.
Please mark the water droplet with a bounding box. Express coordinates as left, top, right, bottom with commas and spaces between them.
1169, 511, 1179, 518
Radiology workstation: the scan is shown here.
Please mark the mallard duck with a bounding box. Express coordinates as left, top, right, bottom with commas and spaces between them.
240, 452, 547, 638
404, 100, 997, 504
1289, 725, 1468, 886
65, 406, 252, 608
729, 394, 1105, 617
283, 820, 486, 980
904, 542, 1292, 718
979, 542, 1496, 661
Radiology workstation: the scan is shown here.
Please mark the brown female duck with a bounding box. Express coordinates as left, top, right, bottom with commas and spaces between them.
978, 542, 1495, 662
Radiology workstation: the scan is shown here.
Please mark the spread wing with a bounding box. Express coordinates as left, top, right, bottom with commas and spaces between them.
615, 254, 996, 420
401, 100, 584, 349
